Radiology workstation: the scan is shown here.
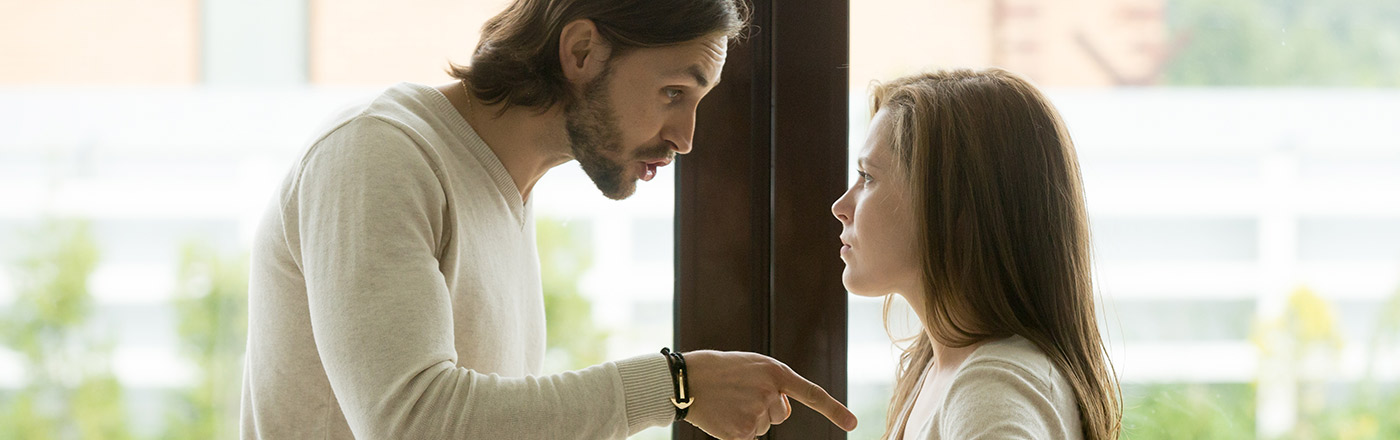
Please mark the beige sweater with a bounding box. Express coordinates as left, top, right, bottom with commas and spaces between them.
240, 83, 675, 439
901, 335, 1083, 439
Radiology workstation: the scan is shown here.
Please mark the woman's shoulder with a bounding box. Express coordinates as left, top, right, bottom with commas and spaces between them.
961, 335, 1057, 383
926, 335, 1082, 439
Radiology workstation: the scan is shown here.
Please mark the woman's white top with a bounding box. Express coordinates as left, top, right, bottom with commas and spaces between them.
894, 335, 1083, 439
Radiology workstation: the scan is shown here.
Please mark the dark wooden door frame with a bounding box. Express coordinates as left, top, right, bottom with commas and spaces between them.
675, 1, 850, 438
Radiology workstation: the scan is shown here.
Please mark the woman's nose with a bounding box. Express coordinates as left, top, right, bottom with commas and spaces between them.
832, 189, 853, 223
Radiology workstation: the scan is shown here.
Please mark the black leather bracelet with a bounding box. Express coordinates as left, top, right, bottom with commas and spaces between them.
660, 348, 693, 421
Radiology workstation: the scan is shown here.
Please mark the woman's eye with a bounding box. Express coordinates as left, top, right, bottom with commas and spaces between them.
857, 170, 873, 183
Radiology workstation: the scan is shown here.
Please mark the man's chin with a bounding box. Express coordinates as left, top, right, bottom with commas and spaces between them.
598, 178, 638, 201
576, 157, 639, 200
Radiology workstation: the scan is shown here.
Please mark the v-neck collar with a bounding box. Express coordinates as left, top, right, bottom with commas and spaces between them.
412, 83, 530, 229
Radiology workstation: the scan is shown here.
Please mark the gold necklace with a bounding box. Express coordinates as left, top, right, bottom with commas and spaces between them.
459, 79, 473, 122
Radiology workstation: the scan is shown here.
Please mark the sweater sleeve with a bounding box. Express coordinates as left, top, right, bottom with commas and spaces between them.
289, 116, 676, 439
932, 361, 1072, 440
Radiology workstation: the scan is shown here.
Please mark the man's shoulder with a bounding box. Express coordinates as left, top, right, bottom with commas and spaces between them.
303, 113, 420, 168
290, 106, 444, 192
307, 83, 440, 142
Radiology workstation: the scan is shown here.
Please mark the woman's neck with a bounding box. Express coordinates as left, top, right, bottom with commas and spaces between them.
929, 339, 983, 371
895, 291, 989, 370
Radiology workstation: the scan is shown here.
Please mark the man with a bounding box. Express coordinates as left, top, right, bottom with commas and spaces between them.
240, 0, 858, 439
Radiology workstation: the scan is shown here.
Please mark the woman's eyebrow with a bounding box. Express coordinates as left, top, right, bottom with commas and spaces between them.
858, 156, 886, 171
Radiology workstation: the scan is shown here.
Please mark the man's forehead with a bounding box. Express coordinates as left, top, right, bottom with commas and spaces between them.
702, 35, 729, 62
633, 35, 727, 80
690, 35, 728, 85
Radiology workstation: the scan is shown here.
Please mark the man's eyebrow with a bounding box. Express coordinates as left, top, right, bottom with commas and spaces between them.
688, 64, 712, 88
669, 64, 716, 88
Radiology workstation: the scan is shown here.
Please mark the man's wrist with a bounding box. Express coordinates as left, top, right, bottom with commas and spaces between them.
660, 348, 694, 421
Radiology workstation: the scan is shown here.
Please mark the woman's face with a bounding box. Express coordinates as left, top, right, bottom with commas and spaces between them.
832, 109, 922, 299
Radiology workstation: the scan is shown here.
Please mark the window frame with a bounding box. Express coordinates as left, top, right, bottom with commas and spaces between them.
674, 1, 851, 438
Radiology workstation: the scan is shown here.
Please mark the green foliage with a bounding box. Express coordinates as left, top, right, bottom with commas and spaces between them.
70, 375, 133, 440
1164, 0, 1400, 87
0, 219, 132, 440
1300, 388, 1400, 440
1246, 285, 1400, 440
536, 217, 609, 372
160, 243, 248, 440
1122, 383, 1256, 439
1297, 285, 1400, 440
1370, 285, 1400, 375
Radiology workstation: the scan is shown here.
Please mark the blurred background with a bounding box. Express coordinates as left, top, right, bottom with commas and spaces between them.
0, 0, 1397, 439
847, 1, 1400, 439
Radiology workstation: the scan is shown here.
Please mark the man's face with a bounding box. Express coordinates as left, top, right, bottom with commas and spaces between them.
565, 34, 727, 200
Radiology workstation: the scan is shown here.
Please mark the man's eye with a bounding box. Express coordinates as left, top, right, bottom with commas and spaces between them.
665, 88, 683, 100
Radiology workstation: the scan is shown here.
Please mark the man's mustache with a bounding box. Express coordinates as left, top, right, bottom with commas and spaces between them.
635, 142, 676, 162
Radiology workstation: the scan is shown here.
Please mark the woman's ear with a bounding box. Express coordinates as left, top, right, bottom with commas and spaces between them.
558, 19, 613, 86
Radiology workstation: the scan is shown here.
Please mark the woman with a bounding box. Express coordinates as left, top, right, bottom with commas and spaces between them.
832, 68, 1121, 439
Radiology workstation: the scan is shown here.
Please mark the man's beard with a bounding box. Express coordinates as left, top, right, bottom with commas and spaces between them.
564, 68, 672, 200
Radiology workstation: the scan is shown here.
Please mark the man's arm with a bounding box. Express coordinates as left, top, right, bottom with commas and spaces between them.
292, 116, 855, 439
294, 116, 672, 438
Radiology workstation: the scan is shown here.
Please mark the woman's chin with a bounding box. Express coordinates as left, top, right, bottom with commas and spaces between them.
842, 277, 889, 298
849, 290, 889, 299
843, 275, 904, 298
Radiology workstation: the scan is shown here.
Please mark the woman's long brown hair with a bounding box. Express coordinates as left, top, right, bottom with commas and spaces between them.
874, 68, 1121, 440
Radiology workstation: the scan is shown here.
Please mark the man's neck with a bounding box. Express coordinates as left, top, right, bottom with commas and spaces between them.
435, 81, 574, 202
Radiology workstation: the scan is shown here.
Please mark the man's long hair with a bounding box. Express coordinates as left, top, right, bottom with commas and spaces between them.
449, 0, 748, 112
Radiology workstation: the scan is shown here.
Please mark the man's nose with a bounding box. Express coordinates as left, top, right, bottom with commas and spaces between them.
666, 111, 696, 154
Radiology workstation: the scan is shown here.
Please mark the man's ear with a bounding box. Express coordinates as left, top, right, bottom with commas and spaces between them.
558, 19, 612, 85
